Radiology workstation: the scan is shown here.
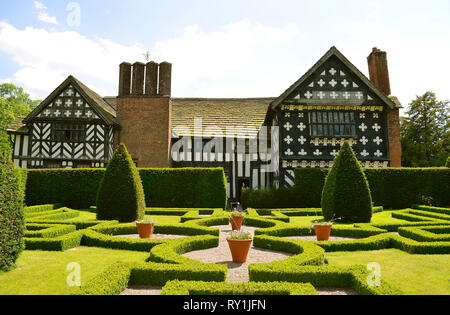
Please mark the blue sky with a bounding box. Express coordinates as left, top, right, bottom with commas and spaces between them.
1, 0, 449, 113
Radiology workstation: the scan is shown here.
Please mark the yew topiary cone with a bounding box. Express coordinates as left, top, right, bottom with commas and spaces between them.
96, 144, 145, 222
321, 141, 373, 223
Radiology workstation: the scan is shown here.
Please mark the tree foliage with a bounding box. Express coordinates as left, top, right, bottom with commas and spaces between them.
401, 91, 449, 167
321, 142, 373, 223
96, 144, 145, 222
0, 83, 40, 154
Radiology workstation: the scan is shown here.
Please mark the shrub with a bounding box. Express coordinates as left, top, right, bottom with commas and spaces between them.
0, 152, 25, 271
446, 157, 450, 168
96, 144, 145, 223
140, 168, 227, 209
294, 168, 450, 209
321, 142, 373, 223
241, 187, 301, 209
24, 168, 227, 209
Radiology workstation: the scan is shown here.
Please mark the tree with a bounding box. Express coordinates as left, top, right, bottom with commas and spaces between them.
0, 83, 40, 154
321, 142, 373, 223
0, 151, 25, 271
96, 144, 145, 222
401, 92, 449, 167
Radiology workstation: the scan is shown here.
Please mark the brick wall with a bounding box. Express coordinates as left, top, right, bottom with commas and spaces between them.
387, 108, 402, 167
116, 96, 172, 168
368, 48, 402, 167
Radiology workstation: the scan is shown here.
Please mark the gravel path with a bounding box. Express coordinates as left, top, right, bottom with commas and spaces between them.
120, 286, 163, 295
317, 288, 358, 295
113, 233, 189, 239
182, 225, 292, 283
283, 235, 358, 241
118, 224, 358, 295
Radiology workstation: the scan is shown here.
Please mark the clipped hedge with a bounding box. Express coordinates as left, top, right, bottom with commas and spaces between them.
97, 144, 145, 223
249, 265, 401, 295
0, 154, 25, 271
160, 280, 318, 295
24, 168, 227, 209
294, 167, 450, 209
321, 142, 373, 223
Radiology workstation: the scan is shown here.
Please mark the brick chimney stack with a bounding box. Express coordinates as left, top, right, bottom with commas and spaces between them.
116, 61, 172, 168
368, 47, 391, 95
367, 48, 401, 167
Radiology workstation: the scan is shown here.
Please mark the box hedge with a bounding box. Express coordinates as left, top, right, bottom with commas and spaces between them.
0, 154, 26, 271
24, 168, 227, 209
96, 144, 145, 223
321, 142, 373, 223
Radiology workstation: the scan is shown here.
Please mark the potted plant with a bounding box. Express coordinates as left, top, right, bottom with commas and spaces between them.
229, 210, 245, 231
136, 218, 156, 239
226, 229, 253, 263
311, 219, 334, 241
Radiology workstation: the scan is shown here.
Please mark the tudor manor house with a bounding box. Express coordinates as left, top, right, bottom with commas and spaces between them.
7, 47, 402, 201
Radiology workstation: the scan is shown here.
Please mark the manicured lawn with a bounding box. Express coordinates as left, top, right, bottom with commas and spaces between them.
0, 247, 149, 295
326, 249, 450, 295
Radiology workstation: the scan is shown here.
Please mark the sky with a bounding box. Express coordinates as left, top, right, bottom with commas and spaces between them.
0, 0, 449, 114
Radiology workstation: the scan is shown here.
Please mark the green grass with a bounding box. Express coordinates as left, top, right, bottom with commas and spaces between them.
0, 247, 148, 295
326, 249, 450, 295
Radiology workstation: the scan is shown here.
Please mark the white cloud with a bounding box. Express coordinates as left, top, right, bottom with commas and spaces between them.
34, 1, 58, 25
0, 21, 300, 99
34, 1, 47, 10
37, 12, 58, 25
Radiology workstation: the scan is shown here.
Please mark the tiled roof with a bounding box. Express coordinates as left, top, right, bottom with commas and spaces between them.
7, 116, 27, 134
23, 76, 119, 126
172, 98, 275, 138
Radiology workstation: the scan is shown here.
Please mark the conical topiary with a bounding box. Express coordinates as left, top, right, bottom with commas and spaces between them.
96, 144, 145, 222
321, 141, 373, 223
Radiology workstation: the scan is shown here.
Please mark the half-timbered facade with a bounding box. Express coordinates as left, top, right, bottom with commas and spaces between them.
8, 76, 119, 169
7, 46, 402, 201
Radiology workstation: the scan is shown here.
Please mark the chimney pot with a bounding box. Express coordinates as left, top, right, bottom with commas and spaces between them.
145, 61, 159, 96
159, 62, 172, 96
132, 62, 145, 95
118, 62, 132, 96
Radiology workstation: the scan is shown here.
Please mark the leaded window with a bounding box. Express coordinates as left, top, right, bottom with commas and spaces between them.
309, 111, 356, 137
52, 123, 85, 142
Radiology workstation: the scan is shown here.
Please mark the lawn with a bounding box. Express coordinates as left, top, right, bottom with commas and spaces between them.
0, 247, 149, 295
326, 249, 450, 295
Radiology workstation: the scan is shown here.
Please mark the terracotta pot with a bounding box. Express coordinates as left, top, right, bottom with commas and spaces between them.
229, 215, 245, 231
312, 224, 333, 241
136, 222, 155, 239
227, 238, 253, 263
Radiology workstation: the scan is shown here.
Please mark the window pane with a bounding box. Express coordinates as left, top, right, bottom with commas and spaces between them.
334, 113, 339, 123
335, 125, 340, 135
351, 125, 356, 136
345, 125, 350, 136
317, 113, 322, 123
317, 125, 323, 136
323, 125, 328, 137
345, 112, 350, 123
329, 124, 334, 136
312, 125, 317, 136
339, 112, 344, 123
329, 112, 334, 123
350, 112, 355, 123
311, 112, 316, 123
340, 125, 345, 135
323, 112, 328, 123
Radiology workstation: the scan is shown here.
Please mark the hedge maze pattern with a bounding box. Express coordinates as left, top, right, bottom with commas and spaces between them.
21, 204, 450, 295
